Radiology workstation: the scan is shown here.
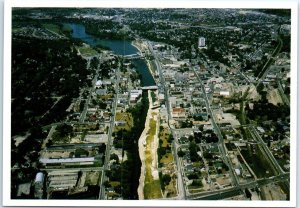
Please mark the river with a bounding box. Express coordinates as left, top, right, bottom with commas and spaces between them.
65, 23, 155, 86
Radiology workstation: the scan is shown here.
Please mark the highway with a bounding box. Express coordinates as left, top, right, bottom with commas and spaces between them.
277, 80, 290, 106
255, 32, 283, 87
247, 126, 285, 175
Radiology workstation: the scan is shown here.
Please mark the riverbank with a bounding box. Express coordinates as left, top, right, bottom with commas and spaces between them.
132, 40, 158, 83
137, 90, 162, 199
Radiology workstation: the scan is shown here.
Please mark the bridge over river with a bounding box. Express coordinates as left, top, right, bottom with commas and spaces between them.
141, 85, 158, 90
123, 53, 143, 60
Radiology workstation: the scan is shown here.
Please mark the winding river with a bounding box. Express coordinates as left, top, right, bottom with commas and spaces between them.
65, 23, 155, 86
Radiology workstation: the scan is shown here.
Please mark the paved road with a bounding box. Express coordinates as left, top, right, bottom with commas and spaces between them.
277, 80, 290, 106
192, 66, 240, 188
147, 41, 186, 199
98, 61, 120, 199
255, 30, 283, 86
248, 126, 285, 175
188, 172, 289, 200
172, 142, 187, 199
41, 125, 57, 149
79, 54, 103, 123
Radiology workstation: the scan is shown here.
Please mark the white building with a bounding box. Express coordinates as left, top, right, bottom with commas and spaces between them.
198, 37, 206, 48
130, 89, 143, 103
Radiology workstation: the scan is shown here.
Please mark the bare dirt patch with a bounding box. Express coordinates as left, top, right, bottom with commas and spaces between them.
84, 171, 101, 186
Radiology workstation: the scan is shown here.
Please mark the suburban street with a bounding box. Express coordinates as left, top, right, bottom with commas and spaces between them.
98, 61, 121, 199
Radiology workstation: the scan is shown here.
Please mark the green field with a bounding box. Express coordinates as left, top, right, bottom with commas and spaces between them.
160, 153, 173, 164
77, 46, 98, 57
43, 23, 61, 34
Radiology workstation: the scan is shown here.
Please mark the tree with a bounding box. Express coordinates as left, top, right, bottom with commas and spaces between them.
245, 188, 252, 199
158, 147, 167, 158
168, 134, 174, 142
256, 83, 264, 94
75, 148, 89, 157
222, 163, 229, 171
177, 150, 185, 157
162, 174, 171, 186
194, 132, 202, 143
187, 173, 200, 180
90, 57, 99, 70
56, 123, 73, 137
103, 180, 111, 188
110, 153, 119, 164
189, 141, 200, 162
193, 115, 203, 121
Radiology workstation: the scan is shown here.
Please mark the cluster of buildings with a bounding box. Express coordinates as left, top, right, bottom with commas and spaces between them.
148, 13, 290, 197
13, 26, 66, 40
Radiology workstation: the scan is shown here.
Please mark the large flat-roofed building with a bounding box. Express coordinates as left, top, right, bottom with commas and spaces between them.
47, 170, 79, 191
39, 157, 95, 167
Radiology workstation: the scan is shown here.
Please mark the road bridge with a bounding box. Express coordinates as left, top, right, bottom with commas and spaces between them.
123, 53, 143, 60
141, 85, 158, 90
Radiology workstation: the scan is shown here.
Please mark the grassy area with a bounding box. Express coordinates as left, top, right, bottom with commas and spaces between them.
114, 112, 133, 131
110, 181, 121, 187
77, 46, 98, 57
193, 161, 202, 168
240, 148, 273, 178
164, 177, 177, 198
148, 60, 157, 74
84, 171, 101, 186
43, 23, 61, 34
157, 125, 178, 197
160, 153, 173, 164
147, 59, 156, 73
62, 24, 73, 33
98, 94, 113, 100
189, 189, 204, 194
159, 127, 170, 148
144, 179, 162, 199
144, 118, 162, 199
147, 118, 157, 136
107, 192, 119, 198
